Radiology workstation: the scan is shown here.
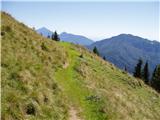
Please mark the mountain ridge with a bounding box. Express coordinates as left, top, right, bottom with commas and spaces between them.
88, 34, 160, 74
37, 27, 53, 37
36, 27, 94, 45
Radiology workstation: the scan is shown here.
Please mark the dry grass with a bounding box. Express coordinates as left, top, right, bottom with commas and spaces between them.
1, 11, 160, 120
1, 12, 69, 120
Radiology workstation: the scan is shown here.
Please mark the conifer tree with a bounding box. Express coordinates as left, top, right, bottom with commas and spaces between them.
93, 46, 99, 56
143, 61, 149, 84
124, 66, 127, 72
151, 65, 160, 92
52, 31, 60, 41
134, 59, 143, 78
103, 56, 106, 60
47, 34, 50, 38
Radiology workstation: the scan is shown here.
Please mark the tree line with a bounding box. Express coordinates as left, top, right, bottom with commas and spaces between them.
92, 46, 160, 93
133, 59, 160, 92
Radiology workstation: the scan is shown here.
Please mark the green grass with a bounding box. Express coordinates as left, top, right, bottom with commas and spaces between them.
1, 12, 69, 120
1, 12, 160, 120
55, 43, 108, 120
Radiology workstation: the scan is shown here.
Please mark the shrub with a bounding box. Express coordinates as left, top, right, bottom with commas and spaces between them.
85, 95, 100, 102
79, 54, 83, 58
44, 95, 49, 103
41, 42, 49, 51
5, 26, 12, 32
26, 103, 36, 115
1, 31, 5, 36
99, 107, 106, 113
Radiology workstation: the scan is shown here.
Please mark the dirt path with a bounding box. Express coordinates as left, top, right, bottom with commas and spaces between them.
69, 106, 82, 120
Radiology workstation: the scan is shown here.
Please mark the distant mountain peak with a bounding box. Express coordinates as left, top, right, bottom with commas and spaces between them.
88, 34, 160, 74
114, 33, 138, 38
118, 33, 133, 37
36, 27, 94, 45
60, 32, 94, 45
39, 27, 48, 30
36, 27, 53, 37
37, 27, 53, 33
61, 32, 68, 35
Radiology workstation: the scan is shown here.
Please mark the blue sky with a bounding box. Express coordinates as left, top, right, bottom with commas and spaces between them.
1, 1, 159, 41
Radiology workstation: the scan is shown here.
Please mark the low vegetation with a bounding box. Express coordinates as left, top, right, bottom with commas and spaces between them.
1, 12, 160, 120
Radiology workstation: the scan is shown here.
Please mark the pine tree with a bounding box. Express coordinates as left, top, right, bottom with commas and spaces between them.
52, 31, 60, 41
124, 66, 127, 72
151, 65, 160, 92
93, 46, 99, 56
133, 59, 143, 78
47, 34, 50, 38
143, 61, 149, 84
103, 56, 106, 60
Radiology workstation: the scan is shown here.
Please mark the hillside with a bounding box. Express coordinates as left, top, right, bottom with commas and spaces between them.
1, 12, 160, 120
88, 34, 160, 74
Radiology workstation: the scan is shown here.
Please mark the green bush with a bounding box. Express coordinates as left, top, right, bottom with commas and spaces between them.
26, 103, 36, 115
41, 42, 49, 51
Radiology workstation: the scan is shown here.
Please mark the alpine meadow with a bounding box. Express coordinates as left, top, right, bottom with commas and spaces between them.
1, 1, 160, 120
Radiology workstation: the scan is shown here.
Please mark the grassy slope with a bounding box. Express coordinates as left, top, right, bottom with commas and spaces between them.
1, 12, 160, 120
1, 12, 69, 120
